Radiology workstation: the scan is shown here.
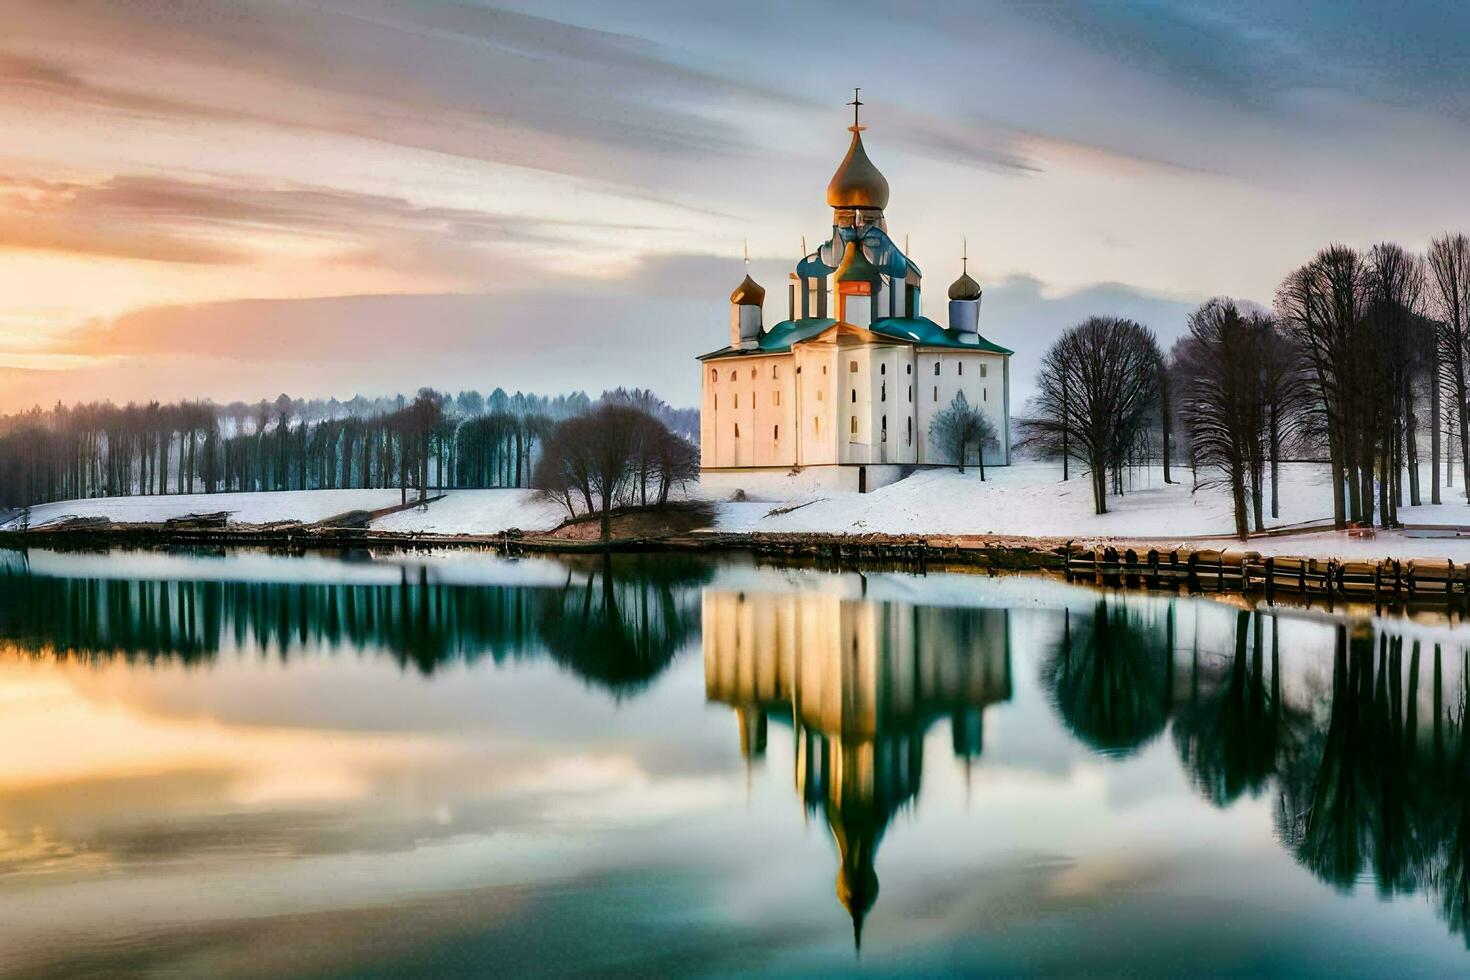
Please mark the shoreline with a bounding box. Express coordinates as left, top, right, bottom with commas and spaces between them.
7, 522, 1470, 610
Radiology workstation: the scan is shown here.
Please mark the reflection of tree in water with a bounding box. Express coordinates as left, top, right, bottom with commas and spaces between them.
1274, 630, 1470, 925
1042, 601, 1174, 758
0, 554, 708, 693
1172, 610, 1303, 807
536, 554, 704, 695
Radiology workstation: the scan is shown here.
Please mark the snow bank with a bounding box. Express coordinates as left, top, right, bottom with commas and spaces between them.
705, 461, 1470, 561
370, 489, 565, 535
1, 489, 406, 530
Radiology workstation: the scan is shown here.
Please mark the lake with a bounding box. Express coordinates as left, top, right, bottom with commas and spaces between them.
1, 546, 1468, 977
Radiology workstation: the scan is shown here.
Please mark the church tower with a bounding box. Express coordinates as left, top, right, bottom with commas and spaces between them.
729, 246, 765, 349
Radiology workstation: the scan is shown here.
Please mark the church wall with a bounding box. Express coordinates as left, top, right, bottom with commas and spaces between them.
701, 353, 796, 470
794, 346, 838, 466
914, 350, 1010, 466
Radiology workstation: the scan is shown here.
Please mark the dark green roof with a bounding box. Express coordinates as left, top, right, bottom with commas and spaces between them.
873, 317, 1014, 355
697, 315, 1012, 360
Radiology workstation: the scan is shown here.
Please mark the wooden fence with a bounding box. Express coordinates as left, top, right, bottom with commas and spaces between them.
1063, 544, 1470, 603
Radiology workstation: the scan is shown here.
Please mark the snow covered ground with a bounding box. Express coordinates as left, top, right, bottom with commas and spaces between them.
0, 489, 407, 530
372, 489, 566, 535
10, 462, 1470, 561
703, 461, 1470, 561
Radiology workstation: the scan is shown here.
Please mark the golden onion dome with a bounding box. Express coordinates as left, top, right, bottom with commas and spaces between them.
730, 273, 765, 306
826, 128, 890, 211
948, 270, 982, 301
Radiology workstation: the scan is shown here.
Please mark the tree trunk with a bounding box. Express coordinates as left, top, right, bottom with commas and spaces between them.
1432, 365, 1442, 503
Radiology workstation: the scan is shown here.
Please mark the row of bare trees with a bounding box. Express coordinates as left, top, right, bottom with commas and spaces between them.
0, 386, 684, 510
1023, 233, 1470, 537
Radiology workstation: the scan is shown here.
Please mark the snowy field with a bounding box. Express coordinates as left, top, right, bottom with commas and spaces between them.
707, 461, 1470, 560
372, 489, 566, 535
0, 489, 407, 530
10, 462, 1470, 561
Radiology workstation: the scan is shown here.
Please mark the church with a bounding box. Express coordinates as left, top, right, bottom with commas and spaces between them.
698, 96, 1013, 494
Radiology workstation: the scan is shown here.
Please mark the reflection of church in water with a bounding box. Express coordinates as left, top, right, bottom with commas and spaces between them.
703, 589, 1012, 947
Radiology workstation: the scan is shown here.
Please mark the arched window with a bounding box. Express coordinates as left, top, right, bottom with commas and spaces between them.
772, 391, 780, 407
850, 360, 859, 373
750, 368, 756, 379
958, 362, 964, 376
880, 363, 887, 375
906, 363, 912, 375
907, 385, 912, 403
773, 424, 780, 441
817, 389, 824, 402
851, 388, 856, 403
729, 371, 736, 382
881, 416, 888, 441
850, 415, 858, 435
980, 364, 988, 378
814, 416, 821, 435
710, 369, 717, 382
983, 389, 988, 401
772, 364, 779, 379
822, 364, 828, 375
907, 417, 913, 445
881, 382, 886, 402
933, 362, 940, 376
734, 423, 740, 438
734, 393, 739, 409
933, 386, 938, 401
714, 394, 718, 410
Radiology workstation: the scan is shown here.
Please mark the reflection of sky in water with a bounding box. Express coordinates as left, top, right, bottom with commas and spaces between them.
0, 547, 1467, 976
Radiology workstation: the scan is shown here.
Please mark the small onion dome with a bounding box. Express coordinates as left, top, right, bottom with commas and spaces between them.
730, 273, 765, 306
948, 270, 982, 301
834, 240, 881, 283
826, 129, 890, 211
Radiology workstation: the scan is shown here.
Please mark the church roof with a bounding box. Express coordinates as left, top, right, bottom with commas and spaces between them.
697, 316, 1012, 360
730, 274, 765, 306
826, 128, 890, 211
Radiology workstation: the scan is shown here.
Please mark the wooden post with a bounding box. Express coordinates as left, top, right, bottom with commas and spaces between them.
1264, 556, 1274, 602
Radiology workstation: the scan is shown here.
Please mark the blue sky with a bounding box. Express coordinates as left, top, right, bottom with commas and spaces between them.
2, 0, 1468, 410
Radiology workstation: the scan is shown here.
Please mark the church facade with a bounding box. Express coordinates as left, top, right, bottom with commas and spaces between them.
698, 101, 1013, 493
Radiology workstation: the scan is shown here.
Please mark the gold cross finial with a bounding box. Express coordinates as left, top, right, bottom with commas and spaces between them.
962, 235, 968, 273
743, 238, 749, 267
847, 87, 864, 130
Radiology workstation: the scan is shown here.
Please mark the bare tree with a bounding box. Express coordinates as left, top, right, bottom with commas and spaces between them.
930, 391, 998, 478
1429, 233, 1470, 500
1026, 317, 1162, 514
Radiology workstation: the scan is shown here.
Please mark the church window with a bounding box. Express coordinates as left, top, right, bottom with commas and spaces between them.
772, 391, 780, 407
958, 362, 964, 376
734, 423, 740, 438
933, 386, 938, 401
796, 366, 802, 375
850, 415, 858, 435
850, 360, 858, 373
907, 417, 913, 445
714, 394, 718, 410
906, 363, 912, 375
822, 364, 828, 375
851, 389, 856, 403
880, 363, 886, 375
817, 389, 824, 402
983, 389, 988, 401
710, 369, 717, 382
814, 416, 821, 434
729, 371, 736, 382
773, 425, 779, 441
881, 416, 888, 441
980, 364, 988, 378
734, 393, 739, 409
772, 365, 779, 379
750, 368, 756, 379
933, 362, 940, 376
881, 382, 886, 402
907, 385, 912, 403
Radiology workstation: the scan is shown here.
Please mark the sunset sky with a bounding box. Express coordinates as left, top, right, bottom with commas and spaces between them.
3, 0, 1470, 412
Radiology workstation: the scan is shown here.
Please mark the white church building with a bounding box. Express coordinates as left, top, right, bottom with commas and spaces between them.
698, 98, 1012, 494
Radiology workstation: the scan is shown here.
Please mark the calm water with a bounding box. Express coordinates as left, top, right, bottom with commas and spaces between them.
1, 547, 1469, 977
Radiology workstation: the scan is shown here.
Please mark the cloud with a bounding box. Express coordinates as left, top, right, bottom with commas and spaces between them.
0, 172, 666, 271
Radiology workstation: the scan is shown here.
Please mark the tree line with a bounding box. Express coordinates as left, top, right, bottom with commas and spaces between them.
1023, 233, 1470, 537
0, 384, 697, 512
